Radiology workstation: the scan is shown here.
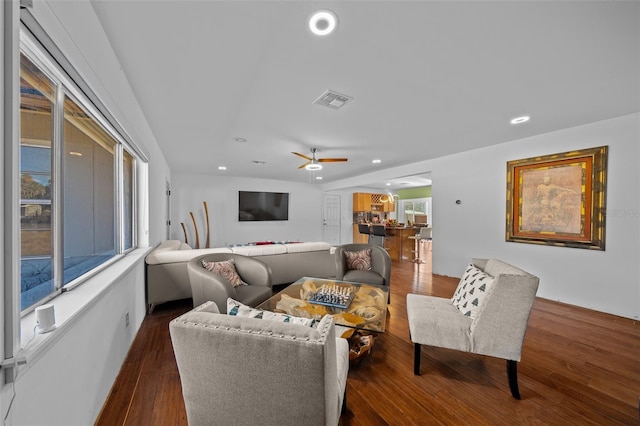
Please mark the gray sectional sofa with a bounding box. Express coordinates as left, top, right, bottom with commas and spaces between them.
145, 240, 336, 312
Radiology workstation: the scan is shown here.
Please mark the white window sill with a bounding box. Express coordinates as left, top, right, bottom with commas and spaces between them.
15, 247, 152, 368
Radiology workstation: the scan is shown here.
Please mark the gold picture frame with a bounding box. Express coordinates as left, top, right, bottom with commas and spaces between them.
506, 146, 608, 250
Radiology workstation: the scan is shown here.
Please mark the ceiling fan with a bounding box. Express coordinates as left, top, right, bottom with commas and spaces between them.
291, 148, 348, 171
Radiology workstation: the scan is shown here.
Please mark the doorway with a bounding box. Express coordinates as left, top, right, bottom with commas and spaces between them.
322, 193, 341, 246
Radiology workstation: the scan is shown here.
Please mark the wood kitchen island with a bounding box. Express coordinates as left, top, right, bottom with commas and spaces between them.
384, 226, 419, 262
352, 224, 420, 262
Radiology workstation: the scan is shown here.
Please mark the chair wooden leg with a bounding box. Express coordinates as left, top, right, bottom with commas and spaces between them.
507, 360, 521, 400
414, 343, 421, 375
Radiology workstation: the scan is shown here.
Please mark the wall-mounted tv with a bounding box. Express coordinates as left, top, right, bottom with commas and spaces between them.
238, 191, 289, 221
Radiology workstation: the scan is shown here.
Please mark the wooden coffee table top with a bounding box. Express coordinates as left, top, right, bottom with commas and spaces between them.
256, 277, 389, 333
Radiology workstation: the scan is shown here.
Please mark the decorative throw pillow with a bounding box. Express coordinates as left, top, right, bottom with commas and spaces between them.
451, 264, 494, 319
226, 298, 317, 327
201, 258, 246, 287
344, 249, 372, 271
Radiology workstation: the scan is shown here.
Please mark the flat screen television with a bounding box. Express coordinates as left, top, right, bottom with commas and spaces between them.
238, 191, 289, 221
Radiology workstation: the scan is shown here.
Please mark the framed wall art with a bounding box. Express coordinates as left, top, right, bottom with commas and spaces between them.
505, 146, 608, 250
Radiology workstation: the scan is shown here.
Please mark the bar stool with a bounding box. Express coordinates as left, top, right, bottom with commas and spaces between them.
408, 227, 431, 264
358, 223, 371, 244
370, 225, 386, 247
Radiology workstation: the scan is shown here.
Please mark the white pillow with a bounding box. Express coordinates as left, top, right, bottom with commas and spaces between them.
451, 264, 494, 319
226, 298, 317, 327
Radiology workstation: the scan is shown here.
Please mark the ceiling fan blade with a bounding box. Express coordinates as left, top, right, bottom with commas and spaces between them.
318, 158, 348, 163
292, 152, 312, 161
297, 161, 311, 169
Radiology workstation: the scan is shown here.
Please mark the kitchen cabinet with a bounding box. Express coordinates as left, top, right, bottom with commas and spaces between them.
353, 192, 394, 212
370, 193, 384, 213
353, 193, 372, 211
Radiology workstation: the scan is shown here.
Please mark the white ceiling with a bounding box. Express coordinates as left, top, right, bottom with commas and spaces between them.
90, 1, 639, 190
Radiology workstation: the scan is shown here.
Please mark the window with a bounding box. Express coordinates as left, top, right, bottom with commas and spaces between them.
401, 199, 430, 226
20, 52, 55, 311
19, 38, 139, 313
62, 95, 117, 284
123, 149, 135, 250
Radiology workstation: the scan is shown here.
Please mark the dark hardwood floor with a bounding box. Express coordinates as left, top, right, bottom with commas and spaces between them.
96, 245, 640, 425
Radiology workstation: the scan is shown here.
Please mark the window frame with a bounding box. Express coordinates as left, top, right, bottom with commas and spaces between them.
18, 28, 140, 314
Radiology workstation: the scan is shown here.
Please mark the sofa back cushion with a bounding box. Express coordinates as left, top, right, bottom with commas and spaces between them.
146, 246, 232, 265
284, 241, 331, 253
231, 244, 287, 256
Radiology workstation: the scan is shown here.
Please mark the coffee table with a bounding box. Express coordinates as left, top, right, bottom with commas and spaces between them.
256, 277, 389, 333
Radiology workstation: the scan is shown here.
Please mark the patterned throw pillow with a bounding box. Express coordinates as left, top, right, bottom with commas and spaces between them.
226, 298, 317, 327
201, 258, 246, 287
344, 249, 372, 271
451, 264, 494, 319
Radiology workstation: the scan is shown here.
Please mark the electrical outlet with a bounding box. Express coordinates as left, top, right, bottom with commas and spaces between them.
125, 312, 129, 327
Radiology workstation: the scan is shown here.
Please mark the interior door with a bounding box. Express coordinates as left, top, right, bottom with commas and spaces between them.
322, 193, 341, 246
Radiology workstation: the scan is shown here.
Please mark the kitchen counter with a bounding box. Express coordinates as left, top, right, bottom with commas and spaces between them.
383, 226, 419, 262
352, 224, 419, 262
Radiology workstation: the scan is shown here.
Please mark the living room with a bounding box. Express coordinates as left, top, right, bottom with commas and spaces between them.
1, 1, 638, 425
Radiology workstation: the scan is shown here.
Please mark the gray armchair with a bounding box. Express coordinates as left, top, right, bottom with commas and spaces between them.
335, 244, 391, 301
187, 253, 273, 313
170, 301, 349, 426
407, 258, 539, 399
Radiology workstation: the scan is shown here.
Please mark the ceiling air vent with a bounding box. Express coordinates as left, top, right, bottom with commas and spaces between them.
313, 90, 353, 110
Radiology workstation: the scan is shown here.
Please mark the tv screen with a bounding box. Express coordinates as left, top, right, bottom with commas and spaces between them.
238, 191, 289, 221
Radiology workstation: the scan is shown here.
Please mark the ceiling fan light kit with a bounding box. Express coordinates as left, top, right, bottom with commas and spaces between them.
292, 147, 348, 171
305, 163, 323, 171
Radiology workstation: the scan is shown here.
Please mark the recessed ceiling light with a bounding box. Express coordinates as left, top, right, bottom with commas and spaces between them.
218, 166, 227, 170
316, 176, 323, 180
309, 10, 337, 36
372, 159, 381, 164
510, 115, 531, 125
234, 137, 247, 142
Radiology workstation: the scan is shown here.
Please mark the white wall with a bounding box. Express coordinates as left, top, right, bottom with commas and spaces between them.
429, 114, 639, 319
7, 263, 145, 425
171, 173, 324, 247
1, 2, 170, 425
326, 114, 639, 320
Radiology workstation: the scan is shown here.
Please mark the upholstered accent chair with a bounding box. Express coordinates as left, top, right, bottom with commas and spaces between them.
170, 301, 349, 426
334, 243, 391, 301
407, 258, 539, 399
187, 253, 273, 313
